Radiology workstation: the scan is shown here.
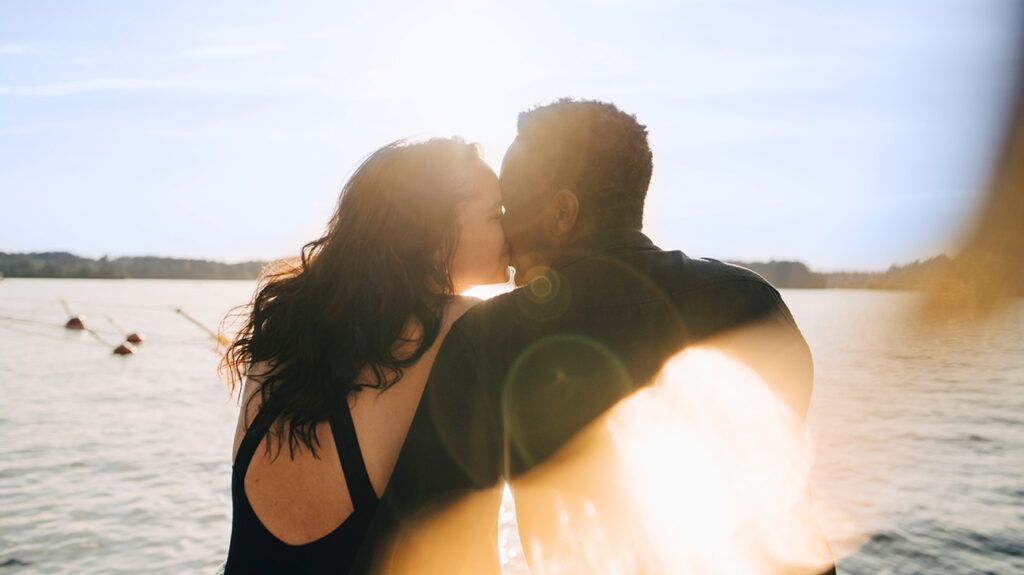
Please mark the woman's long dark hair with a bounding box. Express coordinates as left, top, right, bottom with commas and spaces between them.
222, 138, 482, 458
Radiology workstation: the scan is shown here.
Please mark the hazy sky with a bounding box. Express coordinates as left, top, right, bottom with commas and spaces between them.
2, 0, 1021, 270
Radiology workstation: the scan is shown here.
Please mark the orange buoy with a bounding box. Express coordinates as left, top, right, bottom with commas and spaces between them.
113, 342, 136, 355
102, 315, 143, 345
65, 316, 86, 330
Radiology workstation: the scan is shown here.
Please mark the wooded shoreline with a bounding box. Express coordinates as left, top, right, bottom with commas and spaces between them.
2, 251, 1017, 294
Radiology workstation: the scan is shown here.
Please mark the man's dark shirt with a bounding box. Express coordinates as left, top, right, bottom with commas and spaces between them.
351, 229, 806, 572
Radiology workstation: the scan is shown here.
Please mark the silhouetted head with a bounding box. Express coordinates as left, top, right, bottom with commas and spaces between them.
223, 138, 508, 456
499, 99, 652, 283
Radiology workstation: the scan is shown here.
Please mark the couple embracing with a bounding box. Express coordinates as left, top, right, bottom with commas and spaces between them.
222, 99, 836, 574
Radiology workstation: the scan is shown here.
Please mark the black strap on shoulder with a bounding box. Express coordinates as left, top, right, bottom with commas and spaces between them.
233, 401, 283, 479
330, 398, 379, 510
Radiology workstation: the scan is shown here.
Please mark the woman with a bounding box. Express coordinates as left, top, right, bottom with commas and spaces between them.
221, 138, 509, 573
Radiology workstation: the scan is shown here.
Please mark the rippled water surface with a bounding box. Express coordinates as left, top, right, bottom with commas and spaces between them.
0, 280, 1021, 573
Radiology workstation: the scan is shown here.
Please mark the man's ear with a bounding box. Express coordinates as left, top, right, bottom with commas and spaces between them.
550, 189, 580, 239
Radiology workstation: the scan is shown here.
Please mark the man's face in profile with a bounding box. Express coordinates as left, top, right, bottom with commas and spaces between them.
499, 139, 555, 283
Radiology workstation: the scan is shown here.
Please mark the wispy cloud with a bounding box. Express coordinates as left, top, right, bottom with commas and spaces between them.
0, 78, 166, 97
0, 124, 43, 137
0, 74, 346, 100
0, 44, 38, 55
169, 44, 279, 61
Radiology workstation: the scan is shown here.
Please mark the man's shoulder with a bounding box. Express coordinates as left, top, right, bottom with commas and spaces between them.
613, 249, 780, 303
444, 256, 785, 341
673, 256, 784, 310
445, 288, 523, 339
678, 256, 776, 291
672, 256, 799, 336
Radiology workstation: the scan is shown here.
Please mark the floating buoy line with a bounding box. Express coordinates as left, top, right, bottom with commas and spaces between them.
175, 308, 231, 347
60, 299, 86, 330
0, 300, 231, 356
105, 314, 145, 344
59, 299, 135, 355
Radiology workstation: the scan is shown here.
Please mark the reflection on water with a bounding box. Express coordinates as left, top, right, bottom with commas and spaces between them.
802, 291, 1024, 574
0, 281, 1021, 574
0, 279, 247, 574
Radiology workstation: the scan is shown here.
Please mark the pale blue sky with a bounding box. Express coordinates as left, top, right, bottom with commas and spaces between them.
1, 0, 1021, 270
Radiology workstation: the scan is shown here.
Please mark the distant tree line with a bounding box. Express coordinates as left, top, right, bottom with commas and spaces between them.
728, 260, 826, 289
0, 252, 265, 280
819, 255, 957, 290
2, 252, 1018, 294
732, 255, 1022, 295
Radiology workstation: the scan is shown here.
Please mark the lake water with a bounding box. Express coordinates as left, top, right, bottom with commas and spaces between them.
0, 279, 1021, 574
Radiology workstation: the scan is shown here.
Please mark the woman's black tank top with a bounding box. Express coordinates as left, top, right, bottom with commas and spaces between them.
224, 399, 379, 574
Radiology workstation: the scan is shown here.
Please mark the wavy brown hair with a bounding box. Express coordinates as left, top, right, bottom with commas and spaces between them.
222, 138, 482, 458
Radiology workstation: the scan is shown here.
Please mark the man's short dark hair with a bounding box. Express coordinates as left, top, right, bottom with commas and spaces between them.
516, 98, 653, 230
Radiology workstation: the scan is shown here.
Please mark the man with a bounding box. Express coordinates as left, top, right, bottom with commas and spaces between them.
353, 99, 833, 574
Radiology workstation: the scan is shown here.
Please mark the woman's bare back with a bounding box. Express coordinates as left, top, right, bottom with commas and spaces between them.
231, 296, 480, 545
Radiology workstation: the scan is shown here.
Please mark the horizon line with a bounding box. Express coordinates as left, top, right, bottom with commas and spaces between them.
0, 249, 953, 276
